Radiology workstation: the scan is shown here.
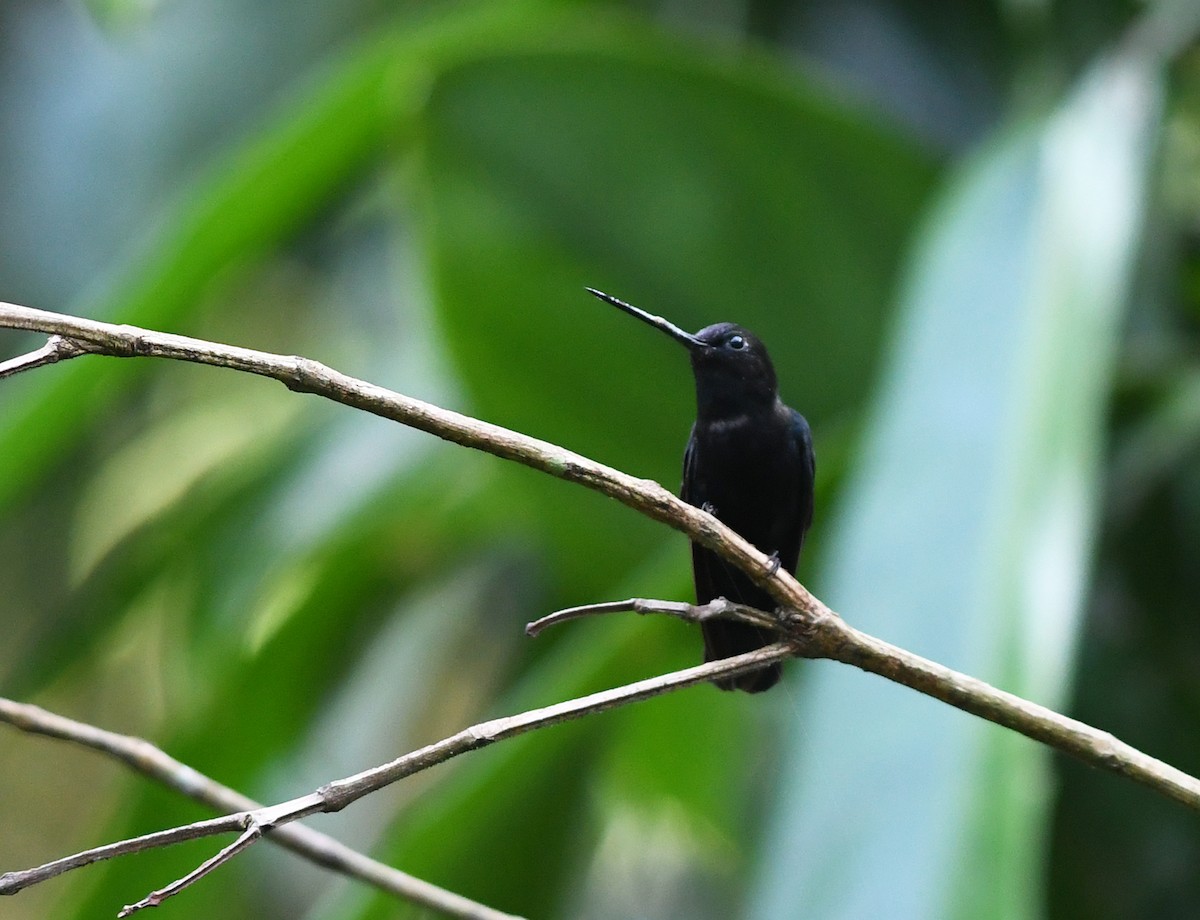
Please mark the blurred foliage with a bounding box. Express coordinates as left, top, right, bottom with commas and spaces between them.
1, 2, 1199, 919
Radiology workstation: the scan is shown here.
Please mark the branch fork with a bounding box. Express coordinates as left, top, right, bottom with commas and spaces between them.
0, 334, 96, 379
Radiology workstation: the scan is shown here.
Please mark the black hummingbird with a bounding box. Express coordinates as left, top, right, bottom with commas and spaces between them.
589, 288, 815, 692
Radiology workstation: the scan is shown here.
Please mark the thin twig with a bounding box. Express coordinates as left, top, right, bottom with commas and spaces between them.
0, 335, 91, 379
525, 597, 782, 637
0, 646, 791, 908
0, 814, 249, 894
315, 644, 793, 812
0, 698, 522, 920
118, 821, 260, 918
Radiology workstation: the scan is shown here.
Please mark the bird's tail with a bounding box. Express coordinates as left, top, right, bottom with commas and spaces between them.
701, 620, 781, 693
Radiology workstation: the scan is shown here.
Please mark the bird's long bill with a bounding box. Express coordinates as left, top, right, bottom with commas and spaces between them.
586, 288, 705, 350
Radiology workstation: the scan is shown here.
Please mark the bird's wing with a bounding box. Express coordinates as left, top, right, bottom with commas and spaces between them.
792, 408, 815, 534
680, 425, 702, 507
774, 408, 816, 569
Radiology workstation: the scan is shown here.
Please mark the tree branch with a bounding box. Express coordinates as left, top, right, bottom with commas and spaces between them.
531, 598, 1200, 809
524, 596, 782, 636
0, 648, 792, 911
118, 821, 261, 918
0, 697, 523, 920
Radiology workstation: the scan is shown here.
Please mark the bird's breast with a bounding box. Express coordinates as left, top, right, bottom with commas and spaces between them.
688, 412, 801, 543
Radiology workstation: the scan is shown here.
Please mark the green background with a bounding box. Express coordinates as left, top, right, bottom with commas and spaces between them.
2, 1, 1200, 918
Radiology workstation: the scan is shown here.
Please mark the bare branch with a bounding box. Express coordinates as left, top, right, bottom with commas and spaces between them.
525, 597, 781, 637
118, 821, 260, 918
530, 598, 1200, 811
0, 647, 789, 912
817, 620, 1200, 810
0, 334, 92, 379
0, 698, 522, 920
314, 644, 792, 812
0, 813, 249, 894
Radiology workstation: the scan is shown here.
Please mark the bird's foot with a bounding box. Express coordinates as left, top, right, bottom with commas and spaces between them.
701, 501, 718, 516
765, 551, 782, 576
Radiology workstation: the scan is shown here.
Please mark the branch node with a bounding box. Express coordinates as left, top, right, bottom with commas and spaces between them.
282, 355, 330, 394
316, 780, 352, 813
108, 326, 155, 357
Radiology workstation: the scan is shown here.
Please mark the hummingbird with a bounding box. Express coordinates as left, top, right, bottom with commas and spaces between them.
588, 288, 815, 692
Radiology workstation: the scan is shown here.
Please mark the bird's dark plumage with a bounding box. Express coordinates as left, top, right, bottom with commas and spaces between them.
589, 291, 815, 692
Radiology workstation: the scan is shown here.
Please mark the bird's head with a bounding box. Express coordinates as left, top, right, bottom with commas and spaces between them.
688, 322, 778, 416
587, 288, 779, 418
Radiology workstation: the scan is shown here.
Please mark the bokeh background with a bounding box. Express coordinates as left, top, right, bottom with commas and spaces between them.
1, 1, 1199, 918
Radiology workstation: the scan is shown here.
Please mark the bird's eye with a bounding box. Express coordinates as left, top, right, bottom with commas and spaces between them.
728, 335, 746, 350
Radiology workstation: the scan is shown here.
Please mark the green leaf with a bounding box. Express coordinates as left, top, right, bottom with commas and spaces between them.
752, 52, 1164, 920
0, 22, 417, 512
